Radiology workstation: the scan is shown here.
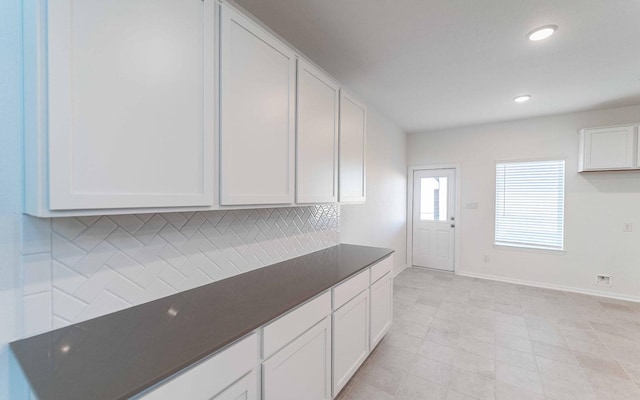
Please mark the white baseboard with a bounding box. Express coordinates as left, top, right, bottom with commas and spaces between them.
456, 270, 640, 303
393, 264, 408, 278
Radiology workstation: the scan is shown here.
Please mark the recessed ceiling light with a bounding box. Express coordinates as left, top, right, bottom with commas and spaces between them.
527, 25, 557, 41
514, 95, 532, 103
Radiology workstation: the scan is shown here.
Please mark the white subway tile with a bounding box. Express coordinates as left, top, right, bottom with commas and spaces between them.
52, 233, 87, 268
73, 266, 117, 303
106, 215, 144, 234
76, 292, 130, 321
52, 218, 86, 241
53, 289, 87, 322
49, 206, 339, 323
73, 217, 118, 251
52, 261, 87, 294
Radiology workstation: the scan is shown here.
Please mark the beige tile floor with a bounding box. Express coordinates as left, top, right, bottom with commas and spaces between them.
336, 267, 640, 400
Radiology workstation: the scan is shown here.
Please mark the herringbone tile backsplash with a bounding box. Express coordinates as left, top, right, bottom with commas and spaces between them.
51, 206, 339, 327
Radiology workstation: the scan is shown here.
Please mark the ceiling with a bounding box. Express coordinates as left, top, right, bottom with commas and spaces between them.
233, 0, 640, 133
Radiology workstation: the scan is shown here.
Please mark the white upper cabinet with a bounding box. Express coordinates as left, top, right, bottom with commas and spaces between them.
27, 0, 215, 214
296, 60, 339, 204
24, 0, 363, 216
339, 92, 367, 203
219, 5, 296, 206
579, 125, 637, 171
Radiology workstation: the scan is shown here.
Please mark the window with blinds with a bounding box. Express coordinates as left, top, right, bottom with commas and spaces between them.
495, 160, 565, 250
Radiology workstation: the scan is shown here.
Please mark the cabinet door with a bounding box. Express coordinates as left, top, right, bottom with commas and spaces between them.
262, 317, 331, 400
48, 0, 214, 210
332, 289, 370, 396
338, 92, 366, 203
581, 125, 635, 170
211, 370, 258, 400
296, 60, 339, 204
370, 274, 393, 350
219, 5, 296, 205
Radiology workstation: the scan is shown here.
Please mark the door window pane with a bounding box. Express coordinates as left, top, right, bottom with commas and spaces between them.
420, 177, 447, 221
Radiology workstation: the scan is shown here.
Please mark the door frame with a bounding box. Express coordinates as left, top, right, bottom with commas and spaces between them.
407, 163, 462, 272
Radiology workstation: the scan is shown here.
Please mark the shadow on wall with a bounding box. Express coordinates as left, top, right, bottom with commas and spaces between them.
579, 170, 640, 193
589, 93, 640, 112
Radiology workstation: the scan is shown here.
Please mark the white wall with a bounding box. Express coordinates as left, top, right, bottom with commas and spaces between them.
341, 109, 408, 273
409, 104, 640, 301
1, 0, 30, 397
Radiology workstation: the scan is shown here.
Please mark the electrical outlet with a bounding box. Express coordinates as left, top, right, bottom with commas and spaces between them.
624, 223, 633, 232
596, 275, 612, 287
465, 202, 478, 209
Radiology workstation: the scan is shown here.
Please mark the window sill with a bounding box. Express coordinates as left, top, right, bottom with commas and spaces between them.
493, 244, 566, 255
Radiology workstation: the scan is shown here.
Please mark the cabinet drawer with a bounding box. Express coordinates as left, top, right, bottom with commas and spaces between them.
139, 333, 257, 399
370, 255, 393, 284
263, 291, 331, 358
333, 269, 369, 310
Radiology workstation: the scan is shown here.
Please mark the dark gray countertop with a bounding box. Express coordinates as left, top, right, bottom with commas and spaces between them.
11, 244, 394, 400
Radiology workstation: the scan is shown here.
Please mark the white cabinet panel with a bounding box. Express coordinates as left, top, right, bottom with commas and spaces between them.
579, 125, 636, 171
262, 317, 332, 400
637, 129, 640, 169
219, 5, 296, 205
338, 92, 366, 203
332, 269, 369, 310
370, 255, 393, 284
46, 0, 214, 210
332, 289, 370, 396
211, 370, 258, 400
370, 274, 393, 350
296, 60, 339, 204
139, 334, 257, 400
262, 292, 330, 359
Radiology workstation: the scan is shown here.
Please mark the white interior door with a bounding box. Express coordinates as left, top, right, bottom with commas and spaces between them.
412, 169, 456, 271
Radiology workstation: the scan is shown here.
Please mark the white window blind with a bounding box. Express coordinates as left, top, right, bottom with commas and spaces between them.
495, 160, 565, 250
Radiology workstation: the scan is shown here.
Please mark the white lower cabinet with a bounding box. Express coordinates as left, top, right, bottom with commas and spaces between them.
211, 370, 258, 400
137, 256, 394, 400
370, 273, 393, 350
138, 334, 258, 400
262, 317, 332, 400
332, 289, 370, 397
